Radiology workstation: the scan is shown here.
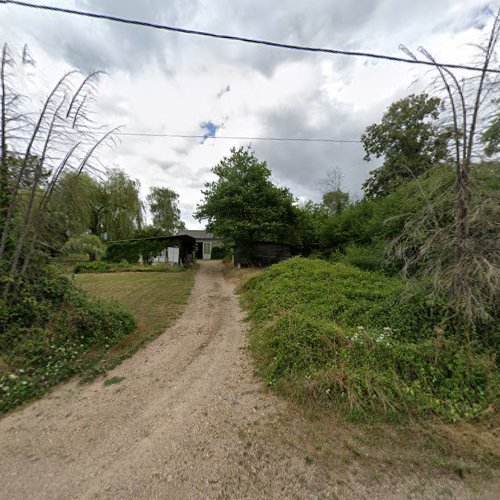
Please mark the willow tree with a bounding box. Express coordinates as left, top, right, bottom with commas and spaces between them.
0, 43, 117, 297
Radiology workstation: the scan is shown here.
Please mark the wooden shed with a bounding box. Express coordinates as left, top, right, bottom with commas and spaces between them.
234, 241, 291, 267
106, 235, 196, 266
175, 229, 219, 260
149, 235, 197, 265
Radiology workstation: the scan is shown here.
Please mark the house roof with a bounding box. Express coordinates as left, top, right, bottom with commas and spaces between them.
108, 235, 196, 244
176, 229, 214, 240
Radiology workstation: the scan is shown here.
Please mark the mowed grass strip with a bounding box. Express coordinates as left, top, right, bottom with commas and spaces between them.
75, 270, 195, 376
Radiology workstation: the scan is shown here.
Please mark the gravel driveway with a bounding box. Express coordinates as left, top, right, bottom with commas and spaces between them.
0, 261, 495, 499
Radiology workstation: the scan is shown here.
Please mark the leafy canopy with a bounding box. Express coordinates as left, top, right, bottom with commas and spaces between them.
195, 147, 298, 246
362, 93, 449, 198
61, 233, 105, 261
146, 186, 185, 235
48, 168, 143, 244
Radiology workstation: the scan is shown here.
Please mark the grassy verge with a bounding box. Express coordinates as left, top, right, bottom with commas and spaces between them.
267, 406, 500, 487
237, 257, 500, 482
0, 268, 136, 413
240, 257, 498, 422
74, 270, 195, 378
1, 268, 195, 413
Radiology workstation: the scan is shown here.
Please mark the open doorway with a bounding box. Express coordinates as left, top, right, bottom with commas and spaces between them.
196, 242, 203, 259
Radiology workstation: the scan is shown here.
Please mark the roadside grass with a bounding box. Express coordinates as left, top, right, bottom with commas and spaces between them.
267, 405, 500, 488
74, 270, 195, 378
239, 257, 498, 422
236, 257, 500, 482
223, 261, 263, 284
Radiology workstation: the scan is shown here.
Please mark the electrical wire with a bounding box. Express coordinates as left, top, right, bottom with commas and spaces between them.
116, 132, 361, 143
2, 0, 499, 74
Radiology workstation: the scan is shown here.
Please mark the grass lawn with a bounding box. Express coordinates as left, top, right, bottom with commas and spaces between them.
74, 270, 195, 377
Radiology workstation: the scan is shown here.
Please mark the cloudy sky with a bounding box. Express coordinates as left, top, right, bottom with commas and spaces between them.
0, 0, 495, 227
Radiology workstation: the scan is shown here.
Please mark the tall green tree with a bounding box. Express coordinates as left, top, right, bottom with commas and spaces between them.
318, 167, 350, 215
47, 168, 143, 245
146, 186, 184, 234
294, 201, 329, 255
195, 147, 299, 250
97, 169, 143, 241
45, 172, 95, 248
322, 190, 350, 215
361, 93, 449, 198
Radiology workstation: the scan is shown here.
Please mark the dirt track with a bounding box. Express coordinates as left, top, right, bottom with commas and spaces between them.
0, 261, 495, 499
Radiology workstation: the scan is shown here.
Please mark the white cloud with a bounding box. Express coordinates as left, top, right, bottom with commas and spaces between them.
0, 0, 495, 228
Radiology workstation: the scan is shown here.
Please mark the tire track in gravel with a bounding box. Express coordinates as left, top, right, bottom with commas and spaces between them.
0, 261, 493, 499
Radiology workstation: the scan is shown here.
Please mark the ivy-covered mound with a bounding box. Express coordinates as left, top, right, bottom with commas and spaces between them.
0, 267, 136, 413
240, 257, 498, 422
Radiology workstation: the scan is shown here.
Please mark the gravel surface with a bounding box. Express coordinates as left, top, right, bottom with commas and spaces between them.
0, 261, 496, 499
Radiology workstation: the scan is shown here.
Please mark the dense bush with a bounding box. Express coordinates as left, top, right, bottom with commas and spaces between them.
0, 267, 136, 413
330, 242, 388, 272
74, 261, 113, 273
318, 164, 497, 278
74, 261, 184, 274
240, 257, 498, 421
318, 167, 455, 268
62, 233, 106, 261
103, 241, 141, 263
211, 246, 227, 260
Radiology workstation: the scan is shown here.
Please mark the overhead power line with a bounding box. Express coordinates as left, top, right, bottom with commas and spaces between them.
2, 0, 499, 74
116, 132, 361, 143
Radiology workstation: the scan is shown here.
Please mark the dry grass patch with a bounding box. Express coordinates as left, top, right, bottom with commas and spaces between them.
223, 262, 263, 285
267, 404, 500, 491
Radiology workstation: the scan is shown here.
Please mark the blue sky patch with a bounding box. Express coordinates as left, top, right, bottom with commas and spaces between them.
200, 121, 221, 143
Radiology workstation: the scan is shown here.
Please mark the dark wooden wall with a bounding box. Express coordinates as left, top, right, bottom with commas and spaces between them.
234, 241, 291, 267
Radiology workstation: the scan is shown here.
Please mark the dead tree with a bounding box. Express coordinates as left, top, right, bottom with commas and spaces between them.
0, 43, 116, 297
393, 10, 500, 328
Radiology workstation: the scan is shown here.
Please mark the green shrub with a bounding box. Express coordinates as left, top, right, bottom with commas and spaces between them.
318, 166, 456, 258
240, 257, 498, 421
74, 261, 184, 273
103, 241, 141, 263
330, 242, 385, 272
74, 261, 112, 273
62, 233, 105, 261
0, 268, 136, 413
211, 246, 227, 260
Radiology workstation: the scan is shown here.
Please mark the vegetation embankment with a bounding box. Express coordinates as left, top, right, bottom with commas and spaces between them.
240, 257, 498, 422
0, 45, 196, 414
0, 267, 135, 413
74, 269, 195, 374
0, 267, 195, 413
